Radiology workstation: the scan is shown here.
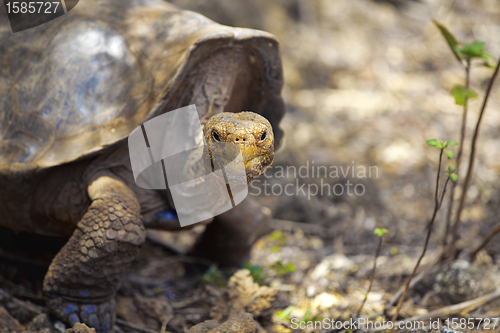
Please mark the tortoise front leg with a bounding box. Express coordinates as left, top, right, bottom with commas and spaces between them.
43, 176, 145, 332
191, 198, 271, 267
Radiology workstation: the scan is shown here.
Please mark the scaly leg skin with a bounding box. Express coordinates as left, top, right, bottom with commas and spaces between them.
43, 176, 145, 332
191, 198, 271, 267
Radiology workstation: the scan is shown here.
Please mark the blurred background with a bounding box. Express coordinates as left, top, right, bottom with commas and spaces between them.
166, 0, 500, 326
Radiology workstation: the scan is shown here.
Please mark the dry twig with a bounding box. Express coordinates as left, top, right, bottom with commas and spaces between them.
391, 150, 450, 322
375, 290, 500, 332
399, 289, 500, 324
116, 318, 159, 333
357, 234, 383, 317
451, 58, 500, 244
469, 223, 500, 261
443, 58, 471, 246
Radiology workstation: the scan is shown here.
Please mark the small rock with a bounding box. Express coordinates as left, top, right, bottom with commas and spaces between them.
312, 292, 339, 310
26, 313, 57, 333
306, 285, 316, 297
227, 269, 277, 317
65, 323, 96, 333
311, 253, 354, 281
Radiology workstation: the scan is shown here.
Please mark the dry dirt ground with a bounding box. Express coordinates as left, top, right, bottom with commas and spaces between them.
1, 0, 500, 332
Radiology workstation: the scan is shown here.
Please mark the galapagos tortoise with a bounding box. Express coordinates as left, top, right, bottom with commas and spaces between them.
0, 0, 285, 331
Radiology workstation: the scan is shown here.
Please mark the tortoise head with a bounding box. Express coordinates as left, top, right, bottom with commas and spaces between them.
203, 112, 274, 183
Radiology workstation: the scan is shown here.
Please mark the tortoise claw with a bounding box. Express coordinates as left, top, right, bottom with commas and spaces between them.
46, 297, 115, 333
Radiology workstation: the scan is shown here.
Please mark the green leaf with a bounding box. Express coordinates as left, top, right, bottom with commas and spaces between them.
452, 86, 478, 106
201, 264, 225, 287
446, 140, 458, 146
465, 89, 477, 98
426, 138, 438, 147
275, 305, 294, 319
450, 174, 458, 182
244, 262, 268, 285
461, 41, 485, 58
274, 261, 296, 277
482, 51, 497, 68
444, 149, 453, 159
447, 167, 455, 173
374, 228, 389, 237
436, 140, 444, 149
302, 307, 311, 321
269, 230, 284, 241
452, 86, 466, 106
271, 246, 281, 253
433, 20, 464, 63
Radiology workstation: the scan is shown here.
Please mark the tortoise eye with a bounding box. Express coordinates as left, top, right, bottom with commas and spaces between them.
212, 130, 221, 142
260, 131, 267, 141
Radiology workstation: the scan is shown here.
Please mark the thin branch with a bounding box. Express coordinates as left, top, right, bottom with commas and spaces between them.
435, 150, 443, 208
375, 289, 500, 332
399, 288, 500, 325
469, 223, 500, 261
391, 151, 448, 322
443, 58, 471, 246
357, 235, 383, 317
438, 177, 450, 211
451, 58, 500, 244
116, 318, 159, 333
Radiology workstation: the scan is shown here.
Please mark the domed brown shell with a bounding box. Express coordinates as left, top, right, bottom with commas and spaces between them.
0, 0, 284, 172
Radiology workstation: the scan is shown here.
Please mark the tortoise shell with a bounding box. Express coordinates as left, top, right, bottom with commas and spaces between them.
0, 0, 284, 172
